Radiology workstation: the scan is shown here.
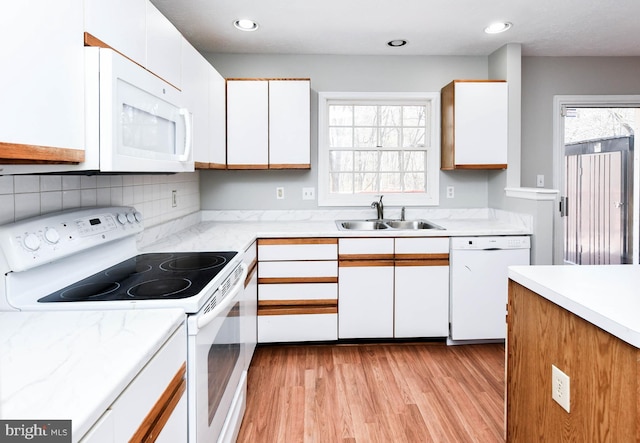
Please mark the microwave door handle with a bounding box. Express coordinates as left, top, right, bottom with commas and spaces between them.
178, 108, 192, 162
196, 263, 248, 331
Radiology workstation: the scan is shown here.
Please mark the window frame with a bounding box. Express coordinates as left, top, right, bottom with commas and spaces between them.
317, 91, 440, 207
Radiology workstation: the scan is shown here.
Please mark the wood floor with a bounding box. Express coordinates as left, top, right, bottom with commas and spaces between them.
237, 341, 505, 443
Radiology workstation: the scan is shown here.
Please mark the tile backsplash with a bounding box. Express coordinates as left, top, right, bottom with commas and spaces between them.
0, 172, 200, 227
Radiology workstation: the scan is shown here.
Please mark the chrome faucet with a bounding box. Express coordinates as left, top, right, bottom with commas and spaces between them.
400, 206, 406, 221
371, 195, 384, 220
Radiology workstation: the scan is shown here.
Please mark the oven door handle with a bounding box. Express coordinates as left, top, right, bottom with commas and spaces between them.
196, 263, 248, 331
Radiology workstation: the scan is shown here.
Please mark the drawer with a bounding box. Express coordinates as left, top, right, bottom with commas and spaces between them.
258, 314, 337, 342
258, 260, 337, 279
339, 238, 394, 257
259, 283, 337, 301
395, 237, 449, 255
258, 238, 337, 261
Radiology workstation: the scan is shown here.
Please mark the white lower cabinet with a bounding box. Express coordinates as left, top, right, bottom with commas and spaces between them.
257, 238, 338, 342
339, 237, 450, 339
394, 237, 450, 337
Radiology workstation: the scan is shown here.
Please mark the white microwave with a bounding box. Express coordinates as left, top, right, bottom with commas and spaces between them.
85, 47, 194, 173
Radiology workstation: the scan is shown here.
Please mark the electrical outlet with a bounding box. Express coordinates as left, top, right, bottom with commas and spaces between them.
302, 187, 315, 200
446, 186, 455, 199
276, 187, 285, 200
171, 190, 177, 208
552, 364, 570, 413
537, 174, 545, 187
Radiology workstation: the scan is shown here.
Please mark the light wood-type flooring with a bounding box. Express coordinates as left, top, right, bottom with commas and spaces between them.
237, 341, 505, 442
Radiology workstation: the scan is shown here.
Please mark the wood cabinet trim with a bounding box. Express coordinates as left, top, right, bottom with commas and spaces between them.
129, 362, 186, 443
258, 299, 337, 316
338, 259, 394, 267
395, 259, 450, 267
259, 238, 338, 246
259, 276, 338, 284
227, 78, 311, 82
394, 253, 449, 260
226, 164, 270, 170
244, 259, 258, 287
454, 163, 508, 170
208, 162, 227, 170
338, 254, 394, 261
268, 163, 311, 169
0, 143, 84, 164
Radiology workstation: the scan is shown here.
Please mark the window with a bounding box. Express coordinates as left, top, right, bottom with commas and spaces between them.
318, 92, 440, 206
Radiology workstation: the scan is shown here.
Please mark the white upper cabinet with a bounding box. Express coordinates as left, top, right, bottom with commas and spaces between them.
84, 0, 146, 65
145, 1, 182, 88
268, 80, 310, 168
0, 0, 86, 170
85, 0, 182, 88
181, 40, 227, 168
226, 80, 269, 168
226, 79, 311, 169
441, 80, 508, 170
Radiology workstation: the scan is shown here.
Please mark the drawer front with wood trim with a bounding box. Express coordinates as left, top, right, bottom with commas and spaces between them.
258, 238, 338, 342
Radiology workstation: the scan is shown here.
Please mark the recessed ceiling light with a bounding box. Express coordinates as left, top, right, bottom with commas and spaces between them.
387, 39, 408, 47
233, 19, 259, 32
484, 22, 512, 34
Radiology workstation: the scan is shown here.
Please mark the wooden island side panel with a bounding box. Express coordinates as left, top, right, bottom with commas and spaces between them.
506, 280, 640, 442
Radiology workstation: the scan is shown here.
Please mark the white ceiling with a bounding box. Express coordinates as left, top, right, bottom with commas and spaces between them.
150, 0, 640, 57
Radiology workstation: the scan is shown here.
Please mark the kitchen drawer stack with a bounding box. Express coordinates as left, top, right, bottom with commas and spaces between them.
257, 238, 338, 342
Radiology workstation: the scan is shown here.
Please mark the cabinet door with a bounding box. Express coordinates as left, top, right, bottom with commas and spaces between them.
0, 1, 85, 165
146, 1, 182, 88
209, 66, 227, 168
395, 264, 449, 337
84, 0, 146, 64
226, 81, 269, 168
182, 40, 210, 166
268, 80, 310, 168
338, 264, 394, 339
454, 82, 508, 166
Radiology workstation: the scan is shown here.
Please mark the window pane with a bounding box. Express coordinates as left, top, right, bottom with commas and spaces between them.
403, 106, 426, 126
403, 173, 426, 192
380, 106, 401, 127
329, 128, 353, 148
380, 173, 402, 192
329, 173, 353, 193
354, 151, 379, 172
354, 128, 377, 147
329, 105, 353, 126
403, 151, 426, 171
380, 151, 400, 171
329, 150, 353, 171
380, 127, 400, 147
354, 106, 377, 126
402, 128, 426, 148
354, 173, 377, 193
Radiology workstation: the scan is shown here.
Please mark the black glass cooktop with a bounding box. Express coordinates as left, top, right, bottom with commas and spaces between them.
38, 252, 237, 302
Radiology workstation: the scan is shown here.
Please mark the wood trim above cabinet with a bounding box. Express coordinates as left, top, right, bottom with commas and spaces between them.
0, 143, 84, 164
129, 362, 186, 443
259, 276, 338, 285
258, 299, 338, 316
259, 238, 338, 246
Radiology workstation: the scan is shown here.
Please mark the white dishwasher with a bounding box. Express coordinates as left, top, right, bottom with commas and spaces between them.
449, 236, 530, 343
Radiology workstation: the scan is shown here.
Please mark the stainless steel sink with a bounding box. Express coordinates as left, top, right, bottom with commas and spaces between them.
337, 220, 389, 230
336, 219, 445, 231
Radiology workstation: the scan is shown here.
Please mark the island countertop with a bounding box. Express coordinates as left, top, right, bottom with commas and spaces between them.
508, 264, 640, 348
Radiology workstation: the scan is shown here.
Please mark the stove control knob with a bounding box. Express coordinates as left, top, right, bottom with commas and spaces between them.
117, 213, 128, 225
44, 227, 60, 244
126, 212, 136, 224
134, 211, 143, 223
23, 233, 41, 251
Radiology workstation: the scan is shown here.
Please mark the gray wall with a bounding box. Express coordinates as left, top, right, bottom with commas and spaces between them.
200, 54, 492, 210
520, 56, 640, 189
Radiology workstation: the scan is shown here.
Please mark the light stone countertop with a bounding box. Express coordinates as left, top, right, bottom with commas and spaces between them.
140, 208, 532, 253
0, 309, 185, 442
509, 265, 640, 348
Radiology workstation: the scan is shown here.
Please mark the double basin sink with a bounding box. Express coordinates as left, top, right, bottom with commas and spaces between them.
336, 219, 445, 231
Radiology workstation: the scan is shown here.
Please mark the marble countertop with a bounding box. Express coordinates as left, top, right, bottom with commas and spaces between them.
140, 208, 532, 253
0, 309, 185, 442
509, 265, 640, 348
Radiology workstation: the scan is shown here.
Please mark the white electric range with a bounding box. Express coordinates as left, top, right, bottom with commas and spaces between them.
0, 206, 250, 443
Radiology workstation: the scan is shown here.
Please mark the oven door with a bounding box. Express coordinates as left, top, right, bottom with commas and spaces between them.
188, 264, 247, 443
